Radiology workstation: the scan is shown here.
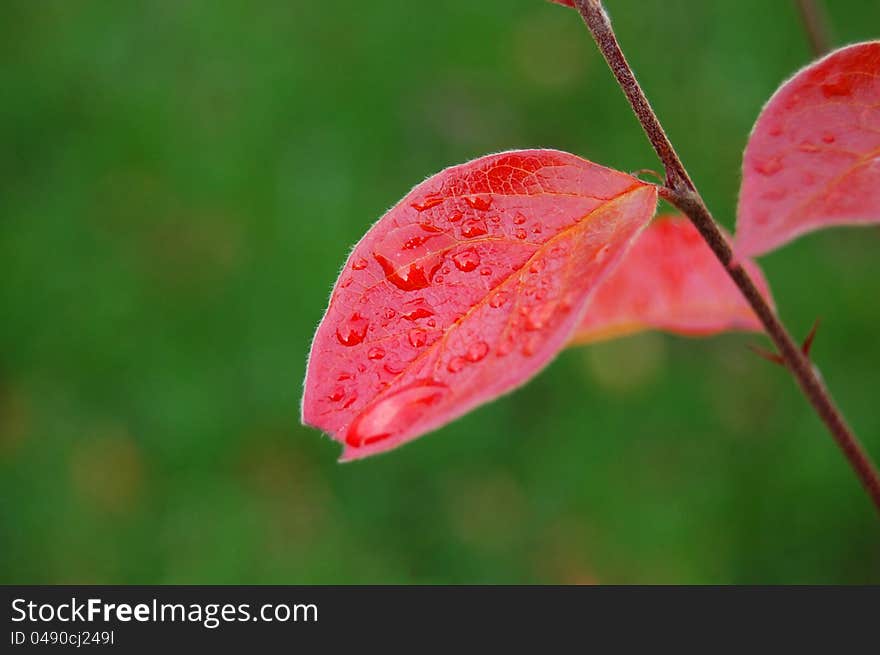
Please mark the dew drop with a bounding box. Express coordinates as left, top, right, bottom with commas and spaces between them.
461, 219, 488, 238
368, 347, 385, 360
383, 308, 396, 320
452, 249, 481, 272
435, 275, 444, 283
514, 227, 527, 240
328, 386, 346, 402
466, 341, 489, 363
531, 224, 542, 235
821, 132, 836, 144
559, 292, 576, 313
522, 335, 539, 357
479, 267, 492, 276
448, 210, 463, 223
411, 194, 444, 212
754, 157, 783, 176
821, 75, 853, 98
352, 258, 368, 270
427, 318, 436, 327
345, 380, 448, 448
496, 331, 517, 357
342, 392, 358, 409
594, 244, 610, 264
340, 276, 354, 288
402, 297, 434, 321
525, 303, 554, 331
447, 357, 466, 373
529, 258, 545, 274
336, 313, 369, 346
465, 195, 493, 211
408, 328, 428, 348
383, 362, 405, 376
513, 212, 527, 225
373, 223, 456, 291
489, 290, 509, 308
357, 363, 367, 373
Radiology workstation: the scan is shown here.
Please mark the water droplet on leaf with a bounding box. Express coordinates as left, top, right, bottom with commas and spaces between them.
466, 341, 489, 362
754, 157, 783, 176
345, 380, 448, 447
489, 290, 509, 308
461, 219, 488, 238
408, 328, 427, 348
452, 249, 481, 272
465, 195, 493, 211
402, 297, 434, 321
447, 357, 466, 373
411, 194, 444, 212
821, 75, 853, 97
373, 223, 456, 291
336, 313, 369, 346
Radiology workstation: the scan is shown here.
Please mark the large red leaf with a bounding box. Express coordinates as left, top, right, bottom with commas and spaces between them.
571, 215, 772, 345
302, 150, 657, 460
736, 41, 880, 257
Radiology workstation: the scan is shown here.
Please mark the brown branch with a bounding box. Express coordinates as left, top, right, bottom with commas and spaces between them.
573, 0, 880, 516
795, 0, 832, 57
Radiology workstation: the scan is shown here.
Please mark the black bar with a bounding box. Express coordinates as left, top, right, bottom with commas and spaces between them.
2, 586, 879, 651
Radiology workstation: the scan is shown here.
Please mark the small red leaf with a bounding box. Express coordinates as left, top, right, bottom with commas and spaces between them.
302, 150, 657, 460
736, 41, 880, 257
548, 0, 576, 6
570, 215, 773, 345
801, 318, 821, 358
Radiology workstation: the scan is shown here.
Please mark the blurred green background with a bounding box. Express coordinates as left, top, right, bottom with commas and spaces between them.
2, 0, 879, 584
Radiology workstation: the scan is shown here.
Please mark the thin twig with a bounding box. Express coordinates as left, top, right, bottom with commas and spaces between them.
795, 0, 832, 56
572, 0, 880, 516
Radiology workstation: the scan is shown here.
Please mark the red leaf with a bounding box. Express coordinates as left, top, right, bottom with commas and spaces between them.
736, 41, 880, 257
548, 0, 576, 6
302, 150, 657, 460
571, 215, 772, 345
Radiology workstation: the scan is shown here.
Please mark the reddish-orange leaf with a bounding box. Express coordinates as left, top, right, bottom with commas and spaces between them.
302, 150, 657, 460
571, 215, 772, 345
548, 0, 576, 6
736, 41, 880, 257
